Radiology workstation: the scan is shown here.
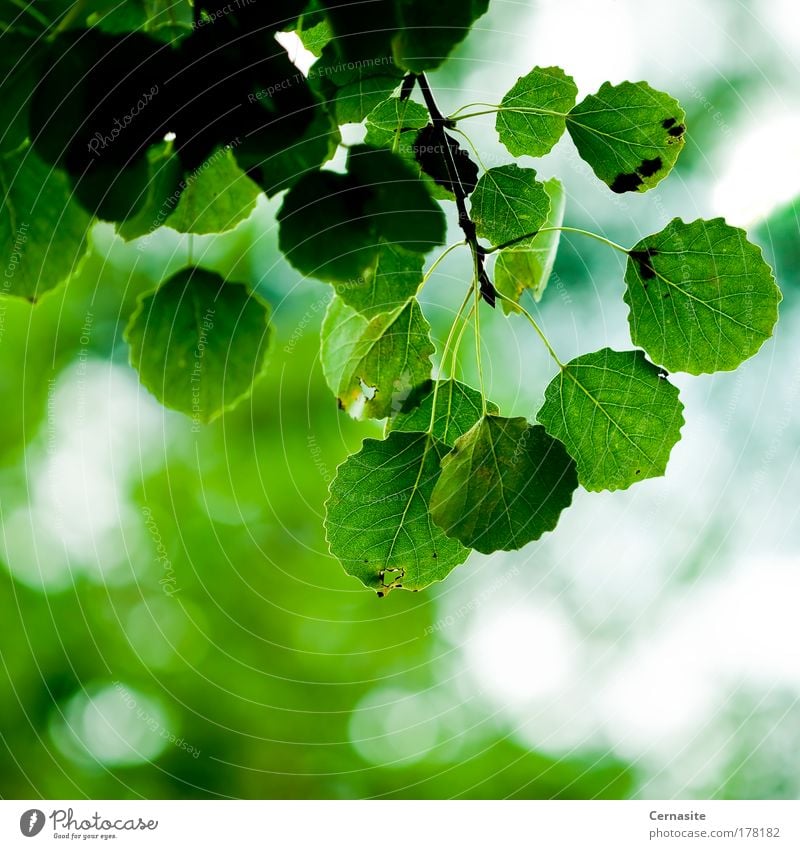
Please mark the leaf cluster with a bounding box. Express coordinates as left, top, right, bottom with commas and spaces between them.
0, 1, 782, 593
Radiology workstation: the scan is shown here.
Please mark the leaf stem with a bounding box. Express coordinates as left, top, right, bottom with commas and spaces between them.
471, 258, 488, 414
450, 105, 569, 122
418, 240, 465, 292
450, 303, 475, 377
449, 127, 490, 173
47, 0, 87, 40
486, 225, 629, 255
495, 290, 564, 369
426, 285, 474, 435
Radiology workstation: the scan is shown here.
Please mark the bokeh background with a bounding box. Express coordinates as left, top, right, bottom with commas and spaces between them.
1, 0, 798, 799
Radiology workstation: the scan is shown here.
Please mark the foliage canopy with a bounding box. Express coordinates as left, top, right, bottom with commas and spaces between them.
0, 0, 782, 594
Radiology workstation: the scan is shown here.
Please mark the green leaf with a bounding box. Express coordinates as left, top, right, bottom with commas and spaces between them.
347, 144, 446, 253
496, 66, 578, 158
567, 81, 686, 193
430, 416, 577, 554
364, 101, 459, 199
494, 177, 565, 311
624, 218, 782, 374
320, 295, 367, 397
389, 379, 499, 446
294, 12, 332, 56
364, 97, 430, 150
165, 148, 261, 235
311, 43, 404, 124
333, 75, 404, 124
333, 240, 423, 318
0, 34, 44, 154
115, 141, 184, 242
320, 295, 434, 420
0, 0, 75, 33
87, 1, 149, 33
469, 164, 551, 248
392, 0, 490, 73
277, 170, 378, 283
0, 147, 92, 302
278, 146, 445, 284
325, 430, 470, 593
241, 106, 340, 198
125, 268, 272, 422
537, 348, 685, 492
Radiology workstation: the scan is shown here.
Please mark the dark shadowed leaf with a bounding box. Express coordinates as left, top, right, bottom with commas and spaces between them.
430, 416, 577, 553
125, 268, 272, 422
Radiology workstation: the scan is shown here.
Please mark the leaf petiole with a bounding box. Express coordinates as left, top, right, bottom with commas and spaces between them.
486, 225, 629, 255
426, 285, 474, 435
495, 290, 564, 369
450, 105, 569, 123
472, 259, 488, 415
417, 240, 467, 293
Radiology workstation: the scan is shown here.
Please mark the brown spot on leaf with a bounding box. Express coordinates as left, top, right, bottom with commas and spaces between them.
610, 172, 643, 193
668, 124, 685, 137
629, 247, 660, 280
662, 118, 677, 129
637, 157, 662, 177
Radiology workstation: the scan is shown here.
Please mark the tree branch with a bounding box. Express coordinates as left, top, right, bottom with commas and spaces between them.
414, 73, 496, 307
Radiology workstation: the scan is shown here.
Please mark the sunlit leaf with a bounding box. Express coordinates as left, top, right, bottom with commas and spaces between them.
320, 295, 434, 420
470, 164, 550, 247
166, 148, 261, 235
365, 98, 429, 150
333, 240, 424, 318
537, 348, 684, 491
388, 379, 497, 445
494, 177, 565, 311
496, 66, 578, 158
567, 81, 686, 193
326, 430, 470, 593
624, 218, 782, 374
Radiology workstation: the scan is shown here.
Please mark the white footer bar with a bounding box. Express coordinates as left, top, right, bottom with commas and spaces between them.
2, 800, 798, 848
